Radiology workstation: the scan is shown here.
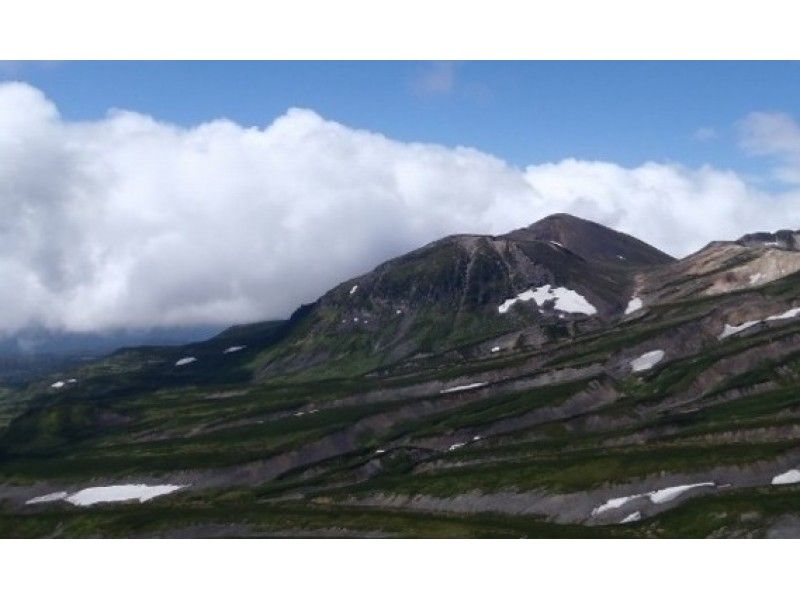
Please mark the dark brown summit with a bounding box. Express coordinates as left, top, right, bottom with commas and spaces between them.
504, 213, 675, 266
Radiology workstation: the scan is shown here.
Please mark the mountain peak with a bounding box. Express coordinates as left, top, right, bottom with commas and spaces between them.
503, 213, 675, 266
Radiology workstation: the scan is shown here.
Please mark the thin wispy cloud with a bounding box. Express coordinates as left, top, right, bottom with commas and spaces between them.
739, 111, 800, 184
2, 82, 800, 333
692, 126, 717, 142
411, 61, 457, 97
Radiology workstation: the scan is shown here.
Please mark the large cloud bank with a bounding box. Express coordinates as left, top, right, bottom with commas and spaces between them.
2, 82, 800, 332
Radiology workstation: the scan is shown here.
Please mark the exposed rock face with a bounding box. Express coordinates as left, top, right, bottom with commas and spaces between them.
255, 214, 674, 377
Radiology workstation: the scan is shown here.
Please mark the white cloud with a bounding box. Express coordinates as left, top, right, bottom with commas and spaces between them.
692, 126, 717, 142
739, 111, 800, 184
1, 82, 800, 333
412, 62, 457, 96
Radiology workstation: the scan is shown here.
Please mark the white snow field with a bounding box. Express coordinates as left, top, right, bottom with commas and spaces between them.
766, 307, 800, 321
592, 494, 645, 515
624, 297, 643, 314
620, 511, 641, 523
223, 345, 246, 354
717, 306, 800, 340
772, 469, 800, 485
592, 482, 715, 516
26, 484, 184, 507
25, 491, 69, 505
718, 320, 760, 340
498, 285, 596, 315
630, 350, 665, 372
175, 357, 197, 366
648, 483, 715, 504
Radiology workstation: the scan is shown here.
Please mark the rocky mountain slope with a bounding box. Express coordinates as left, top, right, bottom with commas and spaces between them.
254, 214, 674, 378
3, 214, 800, 538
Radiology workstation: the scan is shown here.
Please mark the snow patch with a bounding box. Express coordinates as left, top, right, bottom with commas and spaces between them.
592, 494, 645, 515
624, 297, 643, 315
772, 469, 800, 485
448, 442, 466, 451
67, 484, 184, 506
592, 482, 714, 516
649, 483, 714, 504
223, 345, 246, 354
67, 378, 77, 384
349, 285, 358, 295
27, 485, 184, 507
717, 307, 800, 340
175, 357, 196, 366
51, 381, 65, 389
617, 255, 626, 261
491, 346, 501, 353
766, 307, 800, 321
26, 491, 68, 505
630, 350, 665, 372
439, 382, 488, 394
620, 511, 641, 524
718, 320, 759, 340
749, 272, 765, 285
498, 285, 596, 316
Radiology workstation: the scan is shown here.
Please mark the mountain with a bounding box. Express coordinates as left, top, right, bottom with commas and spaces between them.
254, 213, 675, 378
4, 214, 800, 538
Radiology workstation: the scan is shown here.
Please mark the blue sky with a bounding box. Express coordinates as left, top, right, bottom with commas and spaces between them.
4, 61, 799, 174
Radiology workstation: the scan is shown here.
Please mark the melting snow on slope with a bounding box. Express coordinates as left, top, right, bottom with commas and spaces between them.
718, 320, 760, 340
620, 511, 641, 523
592, 494, 645, 515
223, 345, 246, 354
448, 442, 466, 451
498, 285, 596, 315
630, 350, 665, 372
25, 491, 68, 505
592, 482, 715, 516
772, 469, 800, 485
648, 482, 714, 504
67, 484, 184, 506
175, 357, 197, 366
51, 381, 65, 389
717, 307, 800, 340
491, 346, 501, 353
349, 285, 358, 295
766, 307, 800, 321
440, 382, 488, 394
624, 297, 643, 315
26, 484, 184, 507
